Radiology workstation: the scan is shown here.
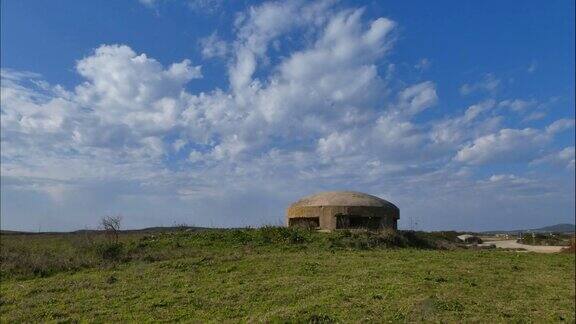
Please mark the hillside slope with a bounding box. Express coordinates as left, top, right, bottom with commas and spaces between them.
532, 223, 575, 233
1, 228, 574, 322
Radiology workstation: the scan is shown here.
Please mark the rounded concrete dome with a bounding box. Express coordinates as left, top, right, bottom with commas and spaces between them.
286, 191, 399, 230
289, 191, 398, 209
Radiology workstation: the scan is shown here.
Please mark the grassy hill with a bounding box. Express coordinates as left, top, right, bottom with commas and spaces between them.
483, 223, 576, 235
532, 223, 575, 233
1, 227, 574, 322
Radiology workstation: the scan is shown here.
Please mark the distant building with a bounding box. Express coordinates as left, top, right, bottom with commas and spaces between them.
286, 191, 399, 230
457, 234, 483, 244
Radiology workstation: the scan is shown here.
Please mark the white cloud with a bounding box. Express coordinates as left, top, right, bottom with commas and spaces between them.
397, 81, 437, 115
200, 33, 228, 58
228, 0, 334, 93
317, 131, 357, 159
485, 174, 533, 185
460, 73, 500, 95
532, 147, 575, 170
139, 0, 222, 13
527, 60, 538, 73
498, 98, 536, 112
1, 44, 206, 192
431, 100, 500, 146
187, 0, 223, 13
523, 111, 547, 122
474, 173, 556, 201
454, 119, 573, 165
488, 174, 511, 182
546, 118, 575, 134
415, 58, 431, 71
2, 3, 404, 206
138, 0, 159, 7
74, 44, 202, 137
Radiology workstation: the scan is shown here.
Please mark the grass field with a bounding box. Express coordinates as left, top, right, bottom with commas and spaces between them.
1, 228, 574, 322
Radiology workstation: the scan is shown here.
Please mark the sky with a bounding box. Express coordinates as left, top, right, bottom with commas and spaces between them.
1, 0, 574, 232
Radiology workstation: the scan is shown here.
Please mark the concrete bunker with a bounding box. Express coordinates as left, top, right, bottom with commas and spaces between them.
286, 191, 399, 231
288, 217, 320, 229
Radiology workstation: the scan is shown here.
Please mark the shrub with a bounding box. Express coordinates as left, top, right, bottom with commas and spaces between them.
286, 227, 310, 244
433, 298, 465, 312
308, 313, 336, 323
230, 229, 252, 244
561, 237, 576, 253
94, 242, 124, 261
518, 233, 568, 246
100, 215, 122, 244
0, 235, 99, 280
325, 229, 458, 250
260, 226, 311, 244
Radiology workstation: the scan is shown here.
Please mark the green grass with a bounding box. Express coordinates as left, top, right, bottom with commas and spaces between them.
1, 228, 574, 322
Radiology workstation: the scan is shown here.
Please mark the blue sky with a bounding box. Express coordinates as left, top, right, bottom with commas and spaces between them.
1, 0, 574, 231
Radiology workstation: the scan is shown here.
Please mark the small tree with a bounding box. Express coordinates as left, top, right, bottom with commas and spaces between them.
101, 215, 122, 244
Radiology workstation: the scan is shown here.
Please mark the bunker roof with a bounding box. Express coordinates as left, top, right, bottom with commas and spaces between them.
289, 191, 398, 209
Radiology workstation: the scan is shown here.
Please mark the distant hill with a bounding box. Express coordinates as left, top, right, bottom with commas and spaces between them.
3, 224, 574, 236
483, 223, 575, 235
0, 226, 209, 235
531, 223, 575, 233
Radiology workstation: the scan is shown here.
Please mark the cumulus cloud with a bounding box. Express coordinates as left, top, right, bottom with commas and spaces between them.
546, 119, 575, 134
1, 3, 403, 214
1, 45, 204, 188
456, 128, 546, 165
532, 147, 575, 170
396, 81, 437, 115
200, 33, 228, 58
454, 119, 574, 165
431, 100, 500, 146
555, 147, 575, 169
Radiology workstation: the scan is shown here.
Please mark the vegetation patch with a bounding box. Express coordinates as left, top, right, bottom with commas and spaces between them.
1, 227, 463, 280
518, 233, 572, 246
0, 228, 574, 322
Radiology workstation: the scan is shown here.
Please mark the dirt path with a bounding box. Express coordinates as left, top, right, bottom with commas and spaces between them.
481, 239, 565, 253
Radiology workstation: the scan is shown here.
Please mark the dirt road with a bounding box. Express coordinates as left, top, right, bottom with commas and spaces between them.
481, 239, 566, 253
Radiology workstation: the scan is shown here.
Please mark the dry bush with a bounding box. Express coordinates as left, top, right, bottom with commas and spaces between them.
100, 215, 122, 243
561, 236, 576, 253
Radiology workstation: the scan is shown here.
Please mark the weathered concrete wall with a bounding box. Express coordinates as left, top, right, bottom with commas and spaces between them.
286, 205, 399, 230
